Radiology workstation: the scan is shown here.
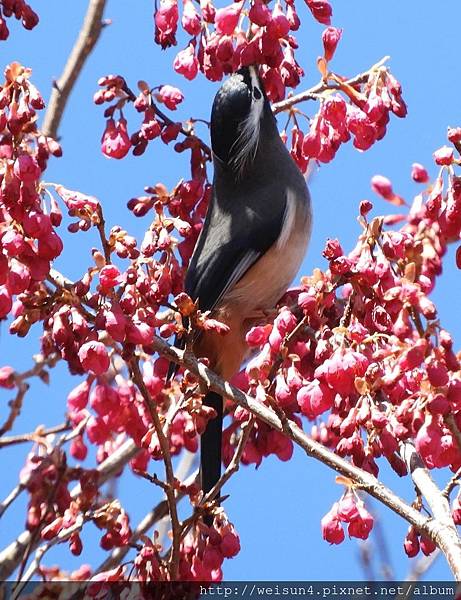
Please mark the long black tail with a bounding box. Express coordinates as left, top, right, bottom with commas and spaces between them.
201, 390, 223, 525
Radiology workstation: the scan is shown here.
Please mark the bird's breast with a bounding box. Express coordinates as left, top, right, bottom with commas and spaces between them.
224, 188, 311, 311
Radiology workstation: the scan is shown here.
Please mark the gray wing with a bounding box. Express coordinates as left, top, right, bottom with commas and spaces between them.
185, 178, 288, 313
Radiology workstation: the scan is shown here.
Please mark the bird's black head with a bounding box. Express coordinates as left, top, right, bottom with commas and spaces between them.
210, 66, 274, 173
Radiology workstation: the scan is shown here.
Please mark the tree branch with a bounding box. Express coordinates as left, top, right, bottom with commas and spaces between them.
400, 441, 461, 579
41, 0, 108, 139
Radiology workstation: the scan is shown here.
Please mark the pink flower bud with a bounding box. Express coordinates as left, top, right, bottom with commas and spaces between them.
448, 127, 461, 144
426, 360, 448, 387
70, 436, 88, 461
86, 415, 111, 444
347, 503, 373, 539
411, 162, 429, 183
415, 416, 443, 468
322, 26, 342, 61
246, 324, 271, 347
297, 379, 334, 418
154, 0, 179, 48
78, 341, 110, 375
249, 0, 271, 26
321, 503, 344, 544
101, 118, 131, 159
2, 230, 27, 256
7, 260, 30, 294
404, 526, 420, 558
323, 237, 343, 260
215, 1, 243, 35
0, 366, 15, 389
433, 145, 454, 166
274, 373, 293, 407
420, 535, 436, 556
305, 0, 332, 25
90, 384, 118, 416
316, 348, 368, 396
266, 3, 290, 39
99, 265, 121, 292
0, 285, 12, 318
337, 493, 359, 523
359, 200, 373, 216
13, 155, 41, 183
37, 231, 63, 260
67, 380, 91, 411
202, 546, 223, 571
173, 43, 199, 80
182, 0, 201, 35
297, 291, 316, 314
371, 174, 393, 199
157, 85, 184, 110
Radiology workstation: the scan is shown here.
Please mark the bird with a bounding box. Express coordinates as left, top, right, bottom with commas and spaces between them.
180, 65, 312, 520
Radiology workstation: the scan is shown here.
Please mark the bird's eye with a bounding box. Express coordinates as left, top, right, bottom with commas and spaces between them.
253, 86, 262, 100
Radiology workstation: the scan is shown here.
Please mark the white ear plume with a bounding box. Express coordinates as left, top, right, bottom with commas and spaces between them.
229, 66, 264, 175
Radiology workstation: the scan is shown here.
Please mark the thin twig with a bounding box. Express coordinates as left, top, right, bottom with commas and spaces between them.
0, 423, 70, 448
129, 358, 181, 580
272, 56, 390, 114
0, 354, 59, 438
41, 0, 108, 139
443, 466, 461, 499
179, 418, 254, 539
203, 417, 253, 505
96, 205, 112, 264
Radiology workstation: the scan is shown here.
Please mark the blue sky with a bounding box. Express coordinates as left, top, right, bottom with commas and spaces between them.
1, 0, 461, 582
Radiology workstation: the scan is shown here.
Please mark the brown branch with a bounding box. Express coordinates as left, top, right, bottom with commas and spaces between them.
129, 358, 181, 580
443, 466, 461, 499
0, 354, 60, 438
400, 441, 461, 579
41, 0, 108, 139
272, 56, 390, 115
0, 383, 28, 438
0, 423, 70, 448
96, 205, 112, 264
146, 334, 461, 578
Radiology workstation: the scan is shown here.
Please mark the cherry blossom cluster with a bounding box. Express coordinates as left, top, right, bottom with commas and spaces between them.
94, 74, 208, 163
289, 64, 407, 172
0, 0, 38, 40
0, 62, 63, 327
321, 491, 373, 544
154, 0, 332, 99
